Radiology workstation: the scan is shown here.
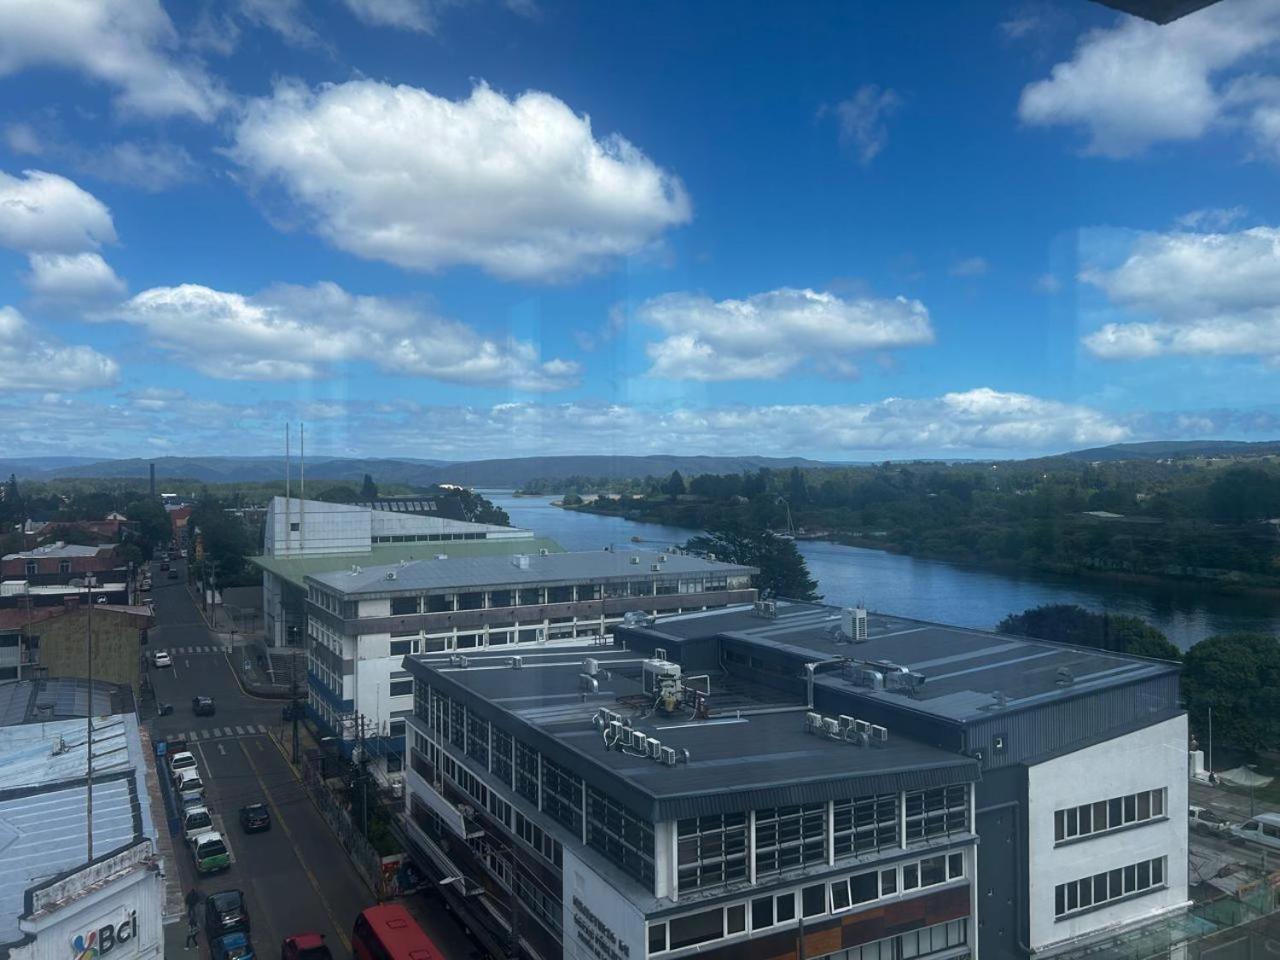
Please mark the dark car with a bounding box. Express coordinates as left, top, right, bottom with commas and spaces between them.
240, 803, 271, 833
281, 933, 331, 960
212, 933, 255, 960
192, 696, 216, 717
205, 890, 250, 937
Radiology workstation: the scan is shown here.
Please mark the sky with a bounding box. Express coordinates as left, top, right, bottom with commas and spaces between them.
3, 0, 1280, 462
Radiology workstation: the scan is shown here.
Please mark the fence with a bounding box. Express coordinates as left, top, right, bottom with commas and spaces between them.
300, 753, 398, 900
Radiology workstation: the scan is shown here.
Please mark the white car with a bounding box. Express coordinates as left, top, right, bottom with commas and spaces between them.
1189, 805, 1232, 833
169, 751, 198, 779
153, 650, 172, 668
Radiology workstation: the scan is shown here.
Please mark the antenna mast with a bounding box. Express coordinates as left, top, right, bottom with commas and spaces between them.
284, 423, 291, 557
299, 423, 305, 557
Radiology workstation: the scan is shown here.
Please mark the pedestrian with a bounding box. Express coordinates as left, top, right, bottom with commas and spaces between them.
185, 920, 199, 950
184, 888, 199, 924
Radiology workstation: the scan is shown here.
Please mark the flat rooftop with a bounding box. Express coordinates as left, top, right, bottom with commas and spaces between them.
3, 543, 113, 560
314, 549, 756, 598
406, 644, 977, 822
634, 602, 1181, 723
0, 712, 154, 948
253, 536, 565, 590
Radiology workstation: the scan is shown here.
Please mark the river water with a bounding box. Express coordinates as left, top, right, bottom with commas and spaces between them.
483, 491, 1280, 651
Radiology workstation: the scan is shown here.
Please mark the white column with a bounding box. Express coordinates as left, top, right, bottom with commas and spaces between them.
900, 791, 908, 849
827, 801, 835, 866
748, 810, 757, 885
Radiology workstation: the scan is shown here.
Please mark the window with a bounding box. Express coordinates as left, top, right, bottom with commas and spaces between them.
775, 892, 795, 923
388, 719, 405, 737
389, 638, 413, 656
1055, 857, 1167, 919
540, 755, 583, 834
751, 896, 773, 930
802, 883, 826, 918
389, 678, 413, 697
648, 924, 666, 955
833, 793, 898, 857
58, 559, 70, 573
725, 904, 745, 936
515, 740, 539, 805
466, 712, 489, 767
24, 560, 37, 576
754, 804, 827, 878
831, 878, 852, 911
1054, 789, 1167, 843
449, 699, 466, 750
492, 727, 514, 787
668, 908, 723, 951
390, 596, 419, 615
900, 919, 968, 959
905, 786, 968, 843
677, 813, 747, 891
588, 785, 655, 887
850, 870, 879, 905
881, 869, 897, 895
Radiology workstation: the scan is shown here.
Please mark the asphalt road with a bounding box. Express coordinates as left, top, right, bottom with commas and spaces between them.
141, 561, 478, 960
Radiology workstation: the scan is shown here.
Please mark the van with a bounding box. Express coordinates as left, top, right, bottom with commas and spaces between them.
191, 831, 231, 873
183, 806, 214, 842
175, 769, 206, 806
1231, 812, 1280, 851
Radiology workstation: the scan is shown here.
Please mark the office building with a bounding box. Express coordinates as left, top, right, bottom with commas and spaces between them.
255, 495, 537, 646
400, 600, 1187, 960
306, 548, 756, 782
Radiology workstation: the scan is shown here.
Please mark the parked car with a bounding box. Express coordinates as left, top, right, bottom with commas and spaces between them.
212, 933, 255, 960
1189, 805, 1232, 833
152, 650, 172, 668
183, 806, 214, 843
239, 803, 271, 833
190, 831, 230, 873
193, 696, 216, 717
159, 562, 170, 571
206, 889, 251, 937
1231, 812, 1280, 851
174, 769, 206, 807
169, 751, 198, 777
281, 933, 331, 960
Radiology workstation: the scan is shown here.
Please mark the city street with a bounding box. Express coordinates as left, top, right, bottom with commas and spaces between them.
142, 560, 477, 959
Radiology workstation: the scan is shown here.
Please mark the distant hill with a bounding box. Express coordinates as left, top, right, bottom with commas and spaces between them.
16, 454, 829, 487
0, 457, 107, 478
1060, 440, 1280, 462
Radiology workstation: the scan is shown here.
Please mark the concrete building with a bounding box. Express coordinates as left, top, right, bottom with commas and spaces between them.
399, 601, 1187, 960
306, 548, 756, 783
0, 602, 152, 692
255, 496, 537, 647
0, 701, 164, 960
1, 543, 122, 581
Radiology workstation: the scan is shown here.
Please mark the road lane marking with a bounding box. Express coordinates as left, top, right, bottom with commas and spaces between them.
185, 659, 190, 668
217, 743, 226, 756
236, 738, 352, 953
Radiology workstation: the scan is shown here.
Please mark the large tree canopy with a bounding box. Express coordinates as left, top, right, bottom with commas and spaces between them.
997, 604, 1181, 661
684, 525, 820, 601
1182, 634, 1280, 751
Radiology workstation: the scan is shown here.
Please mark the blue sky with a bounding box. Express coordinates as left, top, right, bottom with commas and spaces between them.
2, 0, 1280, 461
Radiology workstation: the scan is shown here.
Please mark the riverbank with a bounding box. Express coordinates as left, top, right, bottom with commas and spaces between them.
564, 501, 1280, 599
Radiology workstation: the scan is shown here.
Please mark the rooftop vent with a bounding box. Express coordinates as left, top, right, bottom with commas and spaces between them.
752, 599, 777, 619
630, 555, 640, 565
384, 571, 397, 581
509, 656, 523, 669
583, 657, 599, 676
349, 565, 362, 575
539, 548, 549, 556
449, 654, 469, 668
651, 564, 661, 572
1055, 667, 1074, 686
436, 554, 448, 561
657, 554, 667, 563
579, 673, 599, 694
512, 555, 530, 570
842, 606, 869, 642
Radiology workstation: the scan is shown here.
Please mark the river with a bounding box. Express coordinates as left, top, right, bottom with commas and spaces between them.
482, 491, 1280, 651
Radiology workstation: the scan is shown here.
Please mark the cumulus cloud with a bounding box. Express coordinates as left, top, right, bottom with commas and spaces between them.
0, 305, 118, 390
0, 169, 116, 253
230, 80, 691, 281
26, 252, 126, 302
1175, 206, 1247, 230
105, 281, 579, 389
1018, 0, 1280, 158
0, 0, 228, 121
1081, 225, 1280, 363
949, 256, 989, 277
826, 85, 903, 166
637, 287, 934, 381
341, 0, 439, 32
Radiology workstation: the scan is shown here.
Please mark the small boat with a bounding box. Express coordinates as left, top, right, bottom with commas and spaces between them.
630, 535, 643, 542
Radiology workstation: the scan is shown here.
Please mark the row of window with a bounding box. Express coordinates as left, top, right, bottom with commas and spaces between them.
675, 788, 969, 893
1054, 789, 1166, 843
647, 856, 968, 956
1054, 857, 1167, 919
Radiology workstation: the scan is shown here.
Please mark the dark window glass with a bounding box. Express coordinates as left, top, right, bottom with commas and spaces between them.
850, 871, 879, 904
775, 893, 795, 923
751, 897, 773, 930
802, 884, 825, 918
668, 909, 722, 951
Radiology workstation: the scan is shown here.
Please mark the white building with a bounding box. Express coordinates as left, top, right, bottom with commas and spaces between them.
257, 496, 536, 646
0, 710, 165, 960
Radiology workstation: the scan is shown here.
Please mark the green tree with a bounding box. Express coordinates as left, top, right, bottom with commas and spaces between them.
316, 484, 360, 503
1182, 634, 1280, 750
684, 525, 820, 600
123, 498, 172, 560
360, 474, 379, 499
561, 493, 584, 506
998, 604, 1180, 661
664, 470, 686, 499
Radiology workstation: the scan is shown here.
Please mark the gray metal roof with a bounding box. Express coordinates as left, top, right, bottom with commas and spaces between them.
2, 543, 111, 561
406, 644, 977, 821
312, 549, 755, 598
633, 601, 1180, 724
0, 680, 126, 727
0, 713, 153, 949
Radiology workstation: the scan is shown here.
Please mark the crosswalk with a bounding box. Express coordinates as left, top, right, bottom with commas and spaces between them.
158, 645, 225, 656
182, 724, 270, 741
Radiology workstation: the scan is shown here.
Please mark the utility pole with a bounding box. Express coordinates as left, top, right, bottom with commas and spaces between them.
506, 839, 522, 960
291, 661, 301, 764
85, 574, 97, 861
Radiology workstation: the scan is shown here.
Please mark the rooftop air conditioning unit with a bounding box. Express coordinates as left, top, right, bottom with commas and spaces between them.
658, 554, 667, 563
607, 720, 623, 743
870, 724, 889, 743
651, 564, 661, 572
753, 599, 777, 619
583, 657, 599, 676
436, 554, 448, 561
390, 778, 404, 799
838, 715, 856, 731
660, 746, 677, 766
647, 737, 662, 758
509, 656, 523, 669
630, 556, 640, 565
456, 655, 469, 668
805, 711, 822, 732
579, 674, 599, 694
539, 548, 549, 556
385, 571, 397, 581
822, 717, 841, 737
853, 719, 871, 735
512, 555, 530, 569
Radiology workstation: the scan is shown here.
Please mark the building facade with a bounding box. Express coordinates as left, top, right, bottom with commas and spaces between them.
305, 548, 756, 782
0, 603, 152, 691
256, 496, 537, 646
401, 643, 980, 960
1, 543, 122, 581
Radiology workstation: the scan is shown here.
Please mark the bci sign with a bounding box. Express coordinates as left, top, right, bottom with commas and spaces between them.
71, 911, 139, 960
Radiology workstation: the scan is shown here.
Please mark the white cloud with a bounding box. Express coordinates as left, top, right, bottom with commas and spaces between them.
84, 142, 198, 192
827, 85, 903, 166
1018, 0, 1280, 158
1175, 206, 1247, 230
637, 287, 934, 381
26, 252, 126, 302
0, 305, 118, 390
1034, 273, 1062, 294
239, 0, 322, 46
949, 256, 989, 277
341, 0, 439, 32
0, 0, 228, 121
4, 123, 41, 155
0, 169, 116, 253
230, 79, 691, 281
1081, 225, 1280, 362
106, 281, 579, 389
